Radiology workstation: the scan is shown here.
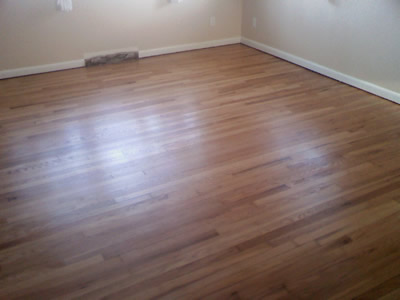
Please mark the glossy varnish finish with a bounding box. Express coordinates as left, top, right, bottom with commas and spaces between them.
0, 45, 399, 299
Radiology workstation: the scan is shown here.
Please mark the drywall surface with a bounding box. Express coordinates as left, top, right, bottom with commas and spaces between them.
0, 0, 242, 70
242, 0, 400, 93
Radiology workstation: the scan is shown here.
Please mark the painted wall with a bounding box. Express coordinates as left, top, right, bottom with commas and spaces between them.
0, 0, 242, 70
242, 0, 400, 94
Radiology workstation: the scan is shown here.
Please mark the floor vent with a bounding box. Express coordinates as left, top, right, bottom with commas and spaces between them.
85, 51, 139, 67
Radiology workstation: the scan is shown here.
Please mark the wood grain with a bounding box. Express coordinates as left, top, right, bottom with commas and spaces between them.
0, 44, 399, 299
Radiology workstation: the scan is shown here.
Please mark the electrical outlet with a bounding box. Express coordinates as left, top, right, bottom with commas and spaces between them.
210, 16, 216, 27
252, 17, 257, 29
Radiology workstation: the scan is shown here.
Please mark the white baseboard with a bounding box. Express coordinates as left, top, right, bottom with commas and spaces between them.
241, 37, 400, 105
139, 37, 241, 58
1, 36, 398, 106
0, 60, 85, 80
0, 37, 241, 79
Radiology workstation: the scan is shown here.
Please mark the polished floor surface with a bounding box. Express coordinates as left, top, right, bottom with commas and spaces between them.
0, 45, 400, 299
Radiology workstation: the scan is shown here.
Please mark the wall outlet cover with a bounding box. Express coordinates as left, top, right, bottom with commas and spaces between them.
210, 16, 216, 27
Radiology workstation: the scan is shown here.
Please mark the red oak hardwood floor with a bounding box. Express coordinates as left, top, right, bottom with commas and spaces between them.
0, 44, 399, 299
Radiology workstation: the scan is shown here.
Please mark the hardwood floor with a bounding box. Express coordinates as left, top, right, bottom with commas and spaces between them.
0, 44, 399, 299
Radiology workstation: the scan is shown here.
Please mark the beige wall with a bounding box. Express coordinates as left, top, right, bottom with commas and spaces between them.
242, 0, 400, 94
0, 0, 242, 70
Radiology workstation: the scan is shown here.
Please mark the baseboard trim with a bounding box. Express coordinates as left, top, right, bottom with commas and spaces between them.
0, 38, 241, 79
2, 35, 397, 105
139, 37, 241, 58
0, 60, 85, 80
241, 37, 400, 105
